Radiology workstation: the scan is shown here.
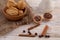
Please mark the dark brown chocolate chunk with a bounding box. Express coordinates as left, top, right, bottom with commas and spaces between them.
44, 13, 52, 19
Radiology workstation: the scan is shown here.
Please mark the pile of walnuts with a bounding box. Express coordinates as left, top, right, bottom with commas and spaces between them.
6, 0, 26, 16
3, 0, 27, 20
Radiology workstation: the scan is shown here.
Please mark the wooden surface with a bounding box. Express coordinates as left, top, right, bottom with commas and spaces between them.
0, 0, 60, 40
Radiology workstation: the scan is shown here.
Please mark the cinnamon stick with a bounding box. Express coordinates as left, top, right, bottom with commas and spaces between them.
28, 24, 40, 30
41, 25, 49, 36
18, 34, 36, 37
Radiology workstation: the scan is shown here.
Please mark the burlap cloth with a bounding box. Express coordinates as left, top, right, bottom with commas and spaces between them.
0, 0, 33, 35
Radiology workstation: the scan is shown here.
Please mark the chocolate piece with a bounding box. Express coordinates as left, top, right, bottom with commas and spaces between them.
44, 13, 52, 19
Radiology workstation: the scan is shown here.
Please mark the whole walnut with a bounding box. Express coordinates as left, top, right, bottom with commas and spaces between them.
6, 7, 18, 16
7, 0, 17, 8
17, 0, 26, 9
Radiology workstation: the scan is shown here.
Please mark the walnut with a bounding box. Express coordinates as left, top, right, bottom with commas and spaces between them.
18, 10, 23, 16
17, 0, 26, 9
6, 7, 18, 16
7, 0, 17, 8
3, 0, 27, 21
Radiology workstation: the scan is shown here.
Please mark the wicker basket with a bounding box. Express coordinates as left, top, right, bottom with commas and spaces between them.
3, 7, 27, 21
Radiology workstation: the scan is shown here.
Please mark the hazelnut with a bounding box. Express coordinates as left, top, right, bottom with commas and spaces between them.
7, 0, 17, 8
43, 13, 52, 20
6, 7, 18, 16
33, 15, 42, 24
17, 0, 26, 9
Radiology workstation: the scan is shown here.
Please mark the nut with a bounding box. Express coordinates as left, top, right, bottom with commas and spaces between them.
17, 0, 26, 9
7, 0, 17, 8
18, 10, 23, 16
3, 0, 27, 21
6, 7, 18, 16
